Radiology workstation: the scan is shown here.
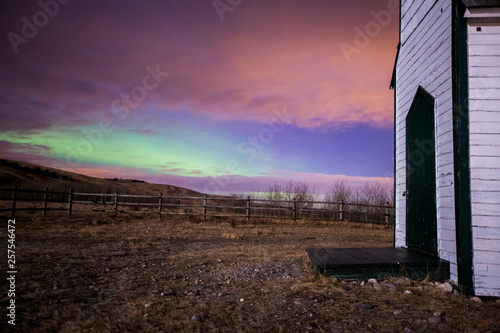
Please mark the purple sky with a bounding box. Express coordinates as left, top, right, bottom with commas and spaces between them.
0, 0, 399, 195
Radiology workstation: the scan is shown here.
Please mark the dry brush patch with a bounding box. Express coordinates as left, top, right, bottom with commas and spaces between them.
0, 215, 499, 332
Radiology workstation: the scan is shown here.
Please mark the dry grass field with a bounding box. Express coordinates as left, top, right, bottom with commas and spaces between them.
1, 213, 499, 332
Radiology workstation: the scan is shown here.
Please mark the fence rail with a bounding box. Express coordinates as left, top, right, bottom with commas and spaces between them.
0, 186, 394, 224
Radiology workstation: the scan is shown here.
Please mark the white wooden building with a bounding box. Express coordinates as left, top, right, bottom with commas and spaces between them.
391, 0, 500, 296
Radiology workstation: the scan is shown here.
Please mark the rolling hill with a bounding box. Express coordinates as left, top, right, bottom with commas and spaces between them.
0, 159, 205, 197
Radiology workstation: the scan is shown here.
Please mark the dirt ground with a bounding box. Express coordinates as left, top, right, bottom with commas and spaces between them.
1, 214, 499, 332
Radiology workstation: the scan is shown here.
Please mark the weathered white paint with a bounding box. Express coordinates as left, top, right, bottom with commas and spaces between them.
395, 0, 458, 279
465, 7, 500, 19
396, 1, 500, 297
468, 19, 500, 297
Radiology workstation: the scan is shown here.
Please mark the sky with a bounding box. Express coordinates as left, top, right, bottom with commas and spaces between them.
0, 0, 399, 195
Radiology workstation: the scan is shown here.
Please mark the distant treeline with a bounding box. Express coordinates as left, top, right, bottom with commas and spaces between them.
231, 179, 394, 207
107, 178, 146, 183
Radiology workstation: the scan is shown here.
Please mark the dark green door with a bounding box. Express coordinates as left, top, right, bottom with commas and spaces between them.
406, 87, 437, 255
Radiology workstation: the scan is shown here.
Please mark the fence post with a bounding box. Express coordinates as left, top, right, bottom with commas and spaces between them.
246, 196, 251, 222
340, 200, 344, 221
113, 192, 118, 216
158, 193, 163, 220
68, 188, 73, 216
203, 195, 207, 221
385, 201, 390, 225
293, 197, 297, 221
43, 187, 48, 216
11, 185, 17, 220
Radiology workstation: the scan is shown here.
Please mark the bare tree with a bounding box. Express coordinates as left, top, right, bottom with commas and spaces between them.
359, 182, 388, 206
282, 179, 314, 209
296, 182, 315, 209
325, 179, 352, 205
283, 179, 295, 202
265, 181, 284, 203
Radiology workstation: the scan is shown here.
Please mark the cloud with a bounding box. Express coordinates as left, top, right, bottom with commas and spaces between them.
0, 140, 393, 195
66, 164, 393, 196
0, 1, 397, 191
0, 140, 51, 157
196, 171, 394, 195
0, 0, 398, 133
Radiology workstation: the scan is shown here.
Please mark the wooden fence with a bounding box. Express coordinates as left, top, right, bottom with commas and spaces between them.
0, 186, 394, 224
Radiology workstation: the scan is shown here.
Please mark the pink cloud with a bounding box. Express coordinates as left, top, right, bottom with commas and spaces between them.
68, 164, 393, 196
0, 0, 398, 132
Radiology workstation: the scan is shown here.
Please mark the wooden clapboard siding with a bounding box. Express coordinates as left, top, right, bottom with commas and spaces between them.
470, 133, 500, 146
401, 0, 442, 45
471, 191, 500, 204
468, 19, 500, 297
470, 122, 500, 134
396, 0, 458, 278
470, 111, 500, 122
469, 66, 500, 77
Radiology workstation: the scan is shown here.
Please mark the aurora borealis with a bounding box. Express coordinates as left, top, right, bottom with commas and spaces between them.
0, 0, 399, 194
